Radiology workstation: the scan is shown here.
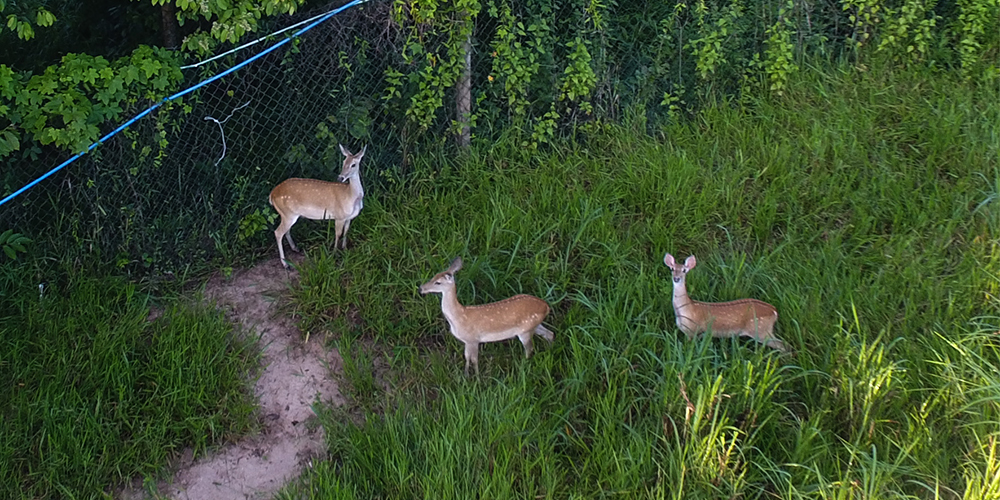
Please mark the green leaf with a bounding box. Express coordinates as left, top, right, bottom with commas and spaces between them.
140, 59, 162, 79
16, 20, 33, 40
36, 9, 56, 27
35, 78, 57, 95
0, 129, 20, 156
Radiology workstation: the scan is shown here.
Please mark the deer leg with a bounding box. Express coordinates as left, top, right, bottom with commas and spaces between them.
518, 331, 534, 359
741, 322, 788, 353
274, 230, 288, 268
340, 218, 351, 249
464, 342, 480, 376
764, 338, 789, 352
534, 324, 554, 342
333, 219, 346, 251
284, 229, 299, 253
281, 214, 300, 251
274, 216, 298, 268
753, 329, 788, 352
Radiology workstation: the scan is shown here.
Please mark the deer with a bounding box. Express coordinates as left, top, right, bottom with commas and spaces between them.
419, 257, 555, 376
663, 253, 788, 352
269, 144, 366, 268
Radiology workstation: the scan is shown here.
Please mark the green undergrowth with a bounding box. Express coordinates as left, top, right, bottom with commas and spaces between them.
0, 268, 260, 499
277, 62, 1000, 498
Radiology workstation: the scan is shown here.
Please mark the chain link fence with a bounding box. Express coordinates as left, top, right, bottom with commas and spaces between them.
1, 1, 413, 277
3, 0, 976, 278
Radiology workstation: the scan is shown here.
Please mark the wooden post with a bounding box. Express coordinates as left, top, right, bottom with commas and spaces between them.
455, 14, 472, 148
161, 1, 179, 49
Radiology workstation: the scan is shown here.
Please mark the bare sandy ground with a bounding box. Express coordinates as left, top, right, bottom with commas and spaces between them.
122, 255, 344, 500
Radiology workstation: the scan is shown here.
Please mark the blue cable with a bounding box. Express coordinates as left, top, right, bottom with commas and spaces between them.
0, 0, 367, 209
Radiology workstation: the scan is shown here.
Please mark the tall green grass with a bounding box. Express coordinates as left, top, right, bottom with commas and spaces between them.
0, 268, 260, 499
277, 62, 999, 498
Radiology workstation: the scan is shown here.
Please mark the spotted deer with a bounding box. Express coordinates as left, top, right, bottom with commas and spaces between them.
269, 144, 366, 268
419, 257, 555, 375
663, 253, 787, 352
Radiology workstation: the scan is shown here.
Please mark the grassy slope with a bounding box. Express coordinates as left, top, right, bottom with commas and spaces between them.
0, 270, 260, 499
277, 64, 1000, 499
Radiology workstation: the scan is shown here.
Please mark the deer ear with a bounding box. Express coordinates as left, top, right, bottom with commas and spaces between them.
448, 257, 463, 273
359, 144, 367, 157
663, 253, 676, 268
684, 255, 697, 269
339, 144, 351, 156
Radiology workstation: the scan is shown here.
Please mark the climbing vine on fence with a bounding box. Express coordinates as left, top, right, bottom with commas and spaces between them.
842, 0, 884, 51
688, 0, 745, 81
876, 0, 939, 66
0, 47, 183, 159
764, 0, 797, 94
0, 0, 55, 41
0, 0, 997, 275
954, 0, 1000, 78
144, 0, 307, 53
388, 0, 481, 137
486, 0, 548, 120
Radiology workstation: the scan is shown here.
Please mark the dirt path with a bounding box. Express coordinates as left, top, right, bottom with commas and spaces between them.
123, 257, 344, 500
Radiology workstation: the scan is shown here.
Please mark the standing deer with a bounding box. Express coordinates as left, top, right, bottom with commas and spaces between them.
419, 257, 555, 375
663, 253, 788, 352
269, 144, 366, 268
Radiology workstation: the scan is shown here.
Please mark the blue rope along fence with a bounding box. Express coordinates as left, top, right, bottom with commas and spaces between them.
0, 0, 367, 210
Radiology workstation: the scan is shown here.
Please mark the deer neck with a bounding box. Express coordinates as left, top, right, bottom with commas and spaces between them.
671, 278, 694, 312
439, 285, 465, 327
346, 171, 364, 199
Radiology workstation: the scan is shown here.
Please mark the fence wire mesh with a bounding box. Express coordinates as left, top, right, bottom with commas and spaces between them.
3, 0, 966, 277
1, 1, 414, 276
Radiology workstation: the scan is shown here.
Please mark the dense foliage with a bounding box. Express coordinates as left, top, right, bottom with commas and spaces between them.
3, 0, 998, 160
0, 0, 311, 159
1, 0, 997, 274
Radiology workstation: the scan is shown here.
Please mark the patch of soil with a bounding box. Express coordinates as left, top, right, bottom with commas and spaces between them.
123, 254, 344, 500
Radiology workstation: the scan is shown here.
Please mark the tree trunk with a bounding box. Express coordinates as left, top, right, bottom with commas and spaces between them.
161, 1, 179, 49
455, 15, 472, 149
